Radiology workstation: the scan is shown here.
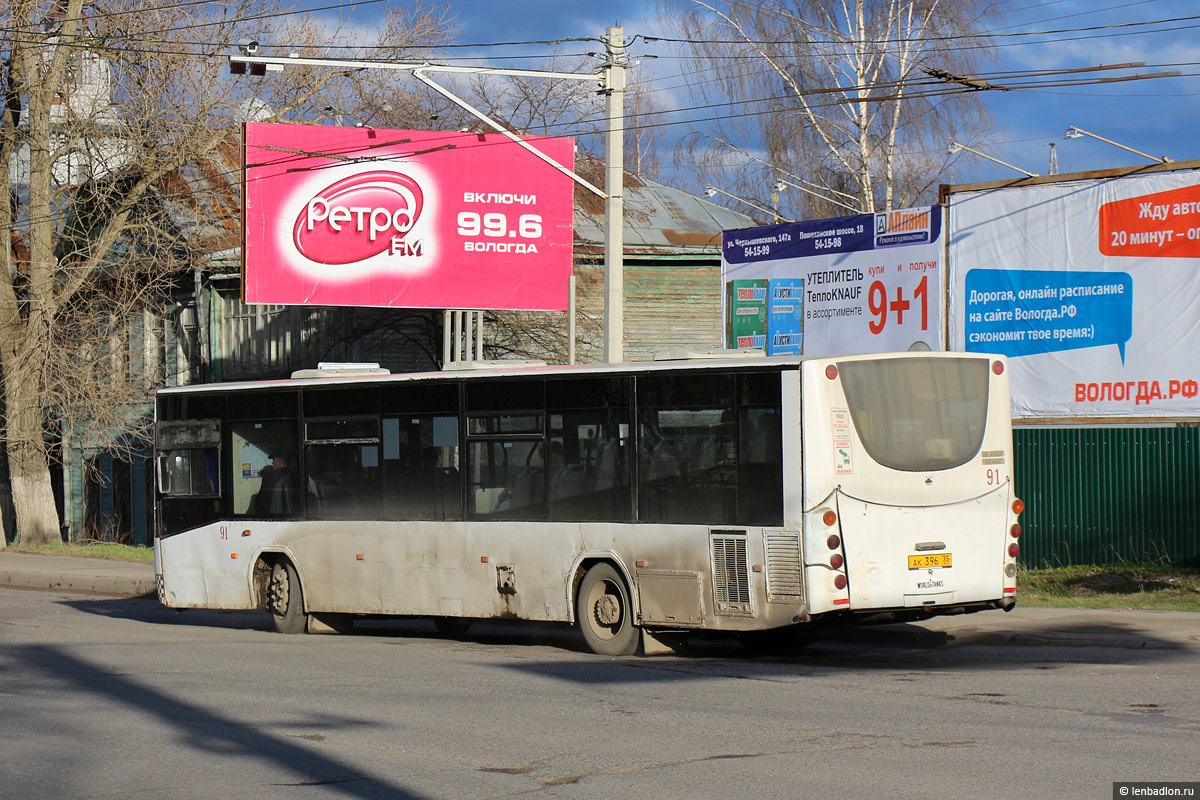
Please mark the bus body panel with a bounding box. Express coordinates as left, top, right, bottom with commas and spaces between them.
779, 370, 805, 528
154, 353, 1017, 647
836, 488, 1007, 609
157, 519, 809, 632
800, 354, 1016, 616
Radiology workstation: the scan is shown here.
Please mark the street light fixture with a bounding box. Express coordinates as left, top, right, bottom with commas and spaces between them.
703, 186, 794, 223
772, 177, 859, 212
948, 141, 1039, 178
1063, 126, 1171, 164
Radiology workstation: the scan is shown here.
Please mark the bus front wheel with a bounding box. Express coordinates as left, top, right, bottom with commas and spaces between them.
267, 560, 308, 634
576, 564, 639, 656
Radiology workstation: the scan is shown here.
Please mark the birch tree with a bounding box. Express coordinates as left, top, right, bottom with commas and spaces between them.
663, 0, 1002, 218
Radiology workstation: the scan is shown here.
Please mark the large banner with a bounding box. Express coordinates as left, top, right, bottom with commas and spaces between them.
721, 206, 944, 355
948, 172, 1200, 418
243, 123, 575, 310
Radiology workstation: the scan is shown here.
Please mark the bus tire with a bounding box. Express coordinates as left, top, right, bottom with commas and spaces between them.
267, 559, 307, 634
576, 563, 639, 656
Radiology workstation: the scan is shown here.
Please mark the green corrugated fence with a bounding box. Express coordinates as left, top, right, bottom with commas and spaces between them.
1013, 426, 1200, 568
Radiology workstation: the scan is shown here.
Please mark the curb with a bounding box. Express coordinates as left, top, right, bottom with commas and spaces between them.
0, 569, 156, 598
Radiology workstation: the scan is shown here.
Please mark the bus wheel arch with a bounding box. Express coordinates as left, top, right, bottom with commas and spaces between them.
574, 561, 639, 656
261, 554, 308, 634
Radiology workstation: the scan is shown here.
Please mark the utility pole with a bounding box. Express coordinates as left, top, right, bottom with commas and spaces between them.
602, 25, 626, 364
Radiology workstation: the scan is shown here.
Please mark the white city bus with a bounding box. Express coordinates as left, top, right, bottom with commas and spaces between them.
153, 352, 1023, 655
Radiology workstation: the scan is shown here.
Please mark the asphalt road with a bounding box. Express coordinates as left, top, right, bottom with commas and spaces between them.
2, 588, 1198, 800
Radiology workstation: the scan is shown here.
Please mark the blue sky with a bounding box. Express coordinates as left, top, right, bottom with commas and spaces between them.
309, 0, 1199, 192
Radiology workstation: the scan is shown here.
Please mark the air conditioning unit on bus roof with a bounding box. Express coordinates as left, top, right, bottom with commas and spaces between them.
653, 348, 766, 361
442, 359, 547, 371
290, 362, 391, 379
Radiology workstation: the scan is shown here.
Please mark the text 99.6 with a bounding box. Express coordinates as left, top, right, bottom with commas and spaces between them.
457, 212, 542, 239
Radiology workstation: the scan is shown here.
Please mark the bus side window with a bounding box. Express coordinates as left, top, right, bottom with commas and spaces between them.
381, 415, 461, 520
230, 421, 300, 517
544, 378, 633, 522
304, 418, 381, 521
737, 407, 783, 526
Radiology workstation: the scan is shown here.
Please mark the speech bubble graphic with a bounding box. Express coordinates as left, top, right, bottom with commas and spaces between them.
964, 269, 1133, 362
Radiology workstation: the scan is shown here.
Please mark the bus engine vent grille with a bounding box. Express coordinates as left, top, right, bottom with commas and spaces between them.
711, 531, 752, 616
763, 530, 804, 601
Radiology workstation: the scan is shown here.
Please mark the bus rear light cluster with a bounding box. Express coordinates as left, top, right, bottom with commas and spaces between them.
830, 553, 844, 569
1012, 498, 1025, 515
1008, 542, 1020, 558
1010, 523, 1022, 539
823, 510, 838, 527
826, 533, 840, 550
833, 574, 848, 590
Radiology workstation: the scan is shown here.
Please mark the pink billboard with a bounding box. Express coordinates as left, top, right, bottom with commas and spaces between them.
243, 123, 575, 310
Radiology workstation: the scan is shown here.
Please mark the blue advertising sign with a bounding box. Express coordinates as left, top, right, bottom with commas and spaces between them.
767, 278, 804, 355
964, 269, 1134, 362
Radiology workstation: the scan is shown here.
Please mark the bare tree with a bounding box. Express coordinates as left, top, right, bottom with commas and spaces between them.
1, 0, 454, 545
456, 52, 667, 180
661, 0, 1003, 217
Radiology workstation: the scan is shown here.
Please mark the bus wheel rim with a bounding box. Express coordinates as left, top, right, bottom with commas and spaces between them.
587, 580, 623, 640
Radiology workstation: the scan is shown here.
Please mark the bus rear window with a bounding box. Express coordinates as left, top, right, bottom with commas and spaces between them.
837, 357, 989, 472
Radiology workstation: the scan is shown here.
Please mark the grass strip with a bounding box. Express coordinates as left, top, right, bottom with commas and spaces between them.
1017, 563, 1200, 612
9, 541, 154, 562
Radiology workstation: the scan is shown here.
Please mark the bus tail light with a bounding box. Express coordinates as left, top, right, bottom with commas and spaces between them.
826, 534, 840, 550
1008, 542, 1019, 558
1012, 497, 1024, 515
1010, 523, 1022, 539
830, 553, 844, 569
834, 574, 847, 590
825, 364, 838, 380
992, 360, 1005, 375
823, 509, 838, 527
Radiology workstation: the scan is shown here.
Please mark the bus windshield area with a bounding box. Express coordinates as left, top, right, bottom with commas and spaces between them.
837, 356, 989, 472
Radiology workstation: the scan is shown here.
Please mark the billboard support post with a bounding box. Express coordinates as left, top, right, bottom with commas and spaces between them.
568, 275, 577, 365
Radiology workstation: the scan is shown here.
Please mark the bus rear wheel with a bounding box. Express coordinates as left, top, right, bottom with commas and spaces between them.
576, 564, 639, 656
267, 560, 308, 634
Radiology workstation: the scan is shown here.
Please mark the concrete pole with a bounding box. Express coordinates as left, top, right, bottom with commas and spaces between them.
453, 311, 463, 362
463, 311, 473, 361
568, 274, 576, 365
475, 312, 483, 360
603, 25, 625, 364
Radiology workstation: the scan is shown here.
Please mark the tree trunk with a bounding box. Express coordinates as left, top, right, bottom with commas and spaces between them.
4, 361, 61, 545
8, 448, 60, 545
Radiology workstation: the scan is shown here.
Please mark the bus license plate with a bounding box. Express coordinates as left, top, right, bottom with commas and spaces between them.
908, 553, 952, 569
